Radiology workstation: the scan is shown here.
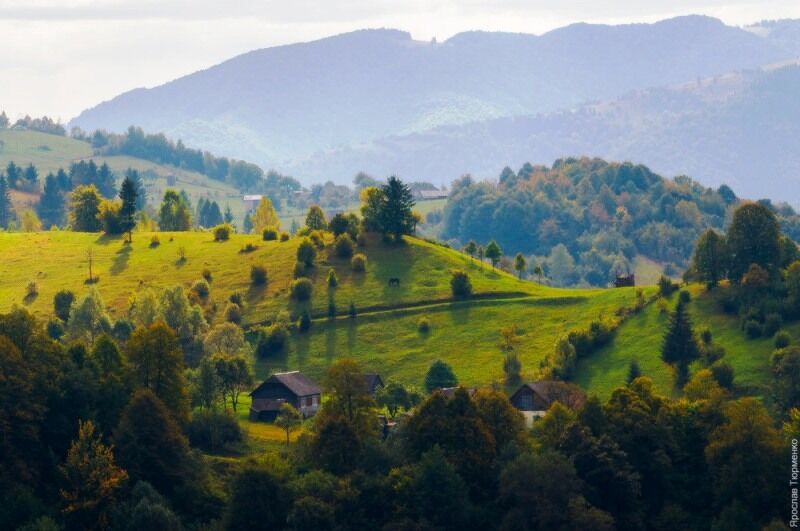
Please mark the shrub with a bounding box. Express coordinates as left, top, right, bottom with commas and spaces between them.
775, 331, 791, 349
658, 275, 678, 297
257, 324, 289, 356
224, 303, 243, 324
333, 234, 355, 258
327, 269, 338, 288
678, 290, 691, 304
710, 361, 735, 390
213, 223, 233, 241
202, 269, 213, 282
293, 261, 307, 279
744, 319, 763, 339
418, 317, 431, 333
262, 227, 278, 241
149, 235, 160, 248
351, 253, 367, 273
297, 311, 312, 333
46, 319, 65, 340
53, 289, 75, 322
290, 278, 313, 301
280, 232, 290, 242
186, 410, 243, 451
240, 243, 258, 253
177, 246, 187, 261
229, 292, 244, 306
450, 270, 472, 298
297, 238, 317, 267
763, 313, 783, 337
192, 279, 210, 299
251, 265, 268, 286
308, 230, 325, 248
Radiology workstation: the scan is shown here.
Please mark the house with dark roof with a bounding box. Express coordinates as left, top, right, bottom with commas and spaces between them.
249, 371, 321, 422
509, 381, 586, 412
363, 373, 384, 396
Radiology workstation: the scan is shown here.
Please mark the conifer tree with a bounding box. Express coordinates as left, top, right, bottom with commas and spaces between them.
379, 176, 415, 241
119, 175, 138, 242
37, 173, 65, 228
0, 175, 13, 228
661, 300, 699, 386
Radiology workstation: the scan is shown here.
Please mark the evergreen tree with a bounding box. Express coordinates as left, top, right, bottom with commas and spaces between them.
379, 176, 415, 240
37, 173, 65, 228
305, 205, 328, 231
0, 175, 13, 228
96, 162, 117, 198
6, 161, 20, 188
224, 205, 234, 224
485, 240, 502, 269
125, 169, 146, 210
0, 110, 8, 128
119, 175, 138, 242
56, 167, 71, 190
243, 212, 253, 234
661, 300, 699, 386
23, 163, 38, 188
158, 190, 192, 231
514, 252, 527, 278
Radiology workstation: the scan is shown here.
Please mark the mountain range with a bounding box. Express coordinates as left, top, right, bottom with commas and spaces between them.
71, 16, 800, 199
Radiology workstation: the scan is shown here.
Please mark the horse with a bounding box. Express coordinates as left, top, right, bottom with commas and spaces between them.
388, 277, 400, 287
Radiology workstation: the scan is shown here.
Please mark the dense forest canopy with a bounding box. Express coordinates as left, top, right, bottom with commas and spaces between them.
441, 157, 800, 286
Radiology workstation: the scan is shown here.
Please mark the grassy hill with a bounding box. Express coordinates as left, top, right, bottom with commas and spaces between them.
0, 129, 247, 220
0, 230, 651, 391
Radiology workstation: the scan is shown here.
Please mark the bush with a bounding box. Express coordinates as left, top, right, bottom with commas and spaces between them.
744, 319, 763, 339
658, 275, 678, 297
149, 235, 160, 248
186, 410, 243, 451
213, 223, 233, 241
251, 265, 268, 286
240, 243, 258, 253
327, 269, 338, 288
710, 361, 735, 390
46, 319, 65, 340
775, 331, 791, 349
202, 269, 213, 282
290, 278, 313, 301
450, 270, 472, 298
418, 317, 431, 333
763, 313, 783, 337
298, 311, 312, 333
224, 303, 243, 324
262, 227, 278, 241
297, 238, 317, 267
280, 232, 290, 242
333, 234, 355, 258
351, 253, 367, 273
257, 324, 289, 356
293, 261, 307, 279
192, 279, 210, 299
678, 290, 691, 304
308, 230, 325, 248
229, 292, 244, 306
53, 289, 75, 322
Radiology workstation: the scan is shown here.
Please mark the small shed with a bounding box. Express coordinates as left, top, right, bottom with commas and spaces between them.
249, 371, 321, 422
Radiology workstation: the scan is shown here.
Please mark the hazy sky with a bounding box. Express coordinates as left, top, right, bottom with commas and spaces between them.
2, 0, 799, 120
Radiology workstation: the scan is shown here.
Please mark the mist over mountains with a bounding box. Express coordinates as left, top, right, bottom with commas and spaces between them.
71, 15, 800, 199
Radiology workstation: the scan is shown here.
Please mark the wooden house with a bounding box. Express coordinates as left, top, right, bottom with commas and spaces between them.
249, 371, 321, 422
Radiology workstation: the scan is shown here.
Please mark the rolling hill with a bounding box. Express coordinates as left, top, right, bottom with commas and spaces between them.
70, 16, 793, 181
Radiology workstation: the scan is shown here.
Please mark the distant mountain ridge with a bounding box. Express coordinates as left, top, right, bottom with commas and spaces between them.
71, 15, 795, 183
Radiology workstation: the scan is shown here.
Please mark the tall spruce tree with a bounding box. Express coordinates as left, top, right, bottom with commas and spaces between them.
661, 300, 699, 386
119, 175, 138, 242
124, 168, 146, 210
6, 161, 20, 188
0, 175, 12, 228
37, 173, 65, 228
379, 176, 415, 241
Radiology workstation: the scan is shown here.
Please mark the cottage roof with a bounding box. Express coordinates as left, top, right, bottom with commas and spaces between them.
511, 380, 586, 409
251, 371, 321, 397
364, 373, 384, 392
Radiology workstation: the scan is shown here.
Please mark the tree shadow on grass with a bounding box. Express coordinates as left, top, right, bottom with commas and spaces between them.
23, 292, 38, 305
110, 245, 131, 275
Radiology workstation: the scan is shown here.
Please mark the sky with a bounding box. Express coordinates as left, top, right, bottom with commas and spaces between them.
2, 0, 800, 121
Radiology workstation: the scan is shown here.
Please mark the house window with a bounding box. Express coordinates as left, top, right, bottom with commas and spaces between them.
518, 393, 533, 410
306, 396, 313, 407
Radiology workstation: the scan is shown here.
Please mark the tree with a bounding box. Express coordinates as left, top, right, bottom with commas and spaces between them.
203, 322, 247, 357
485, 240, 502, 269
305, 205, 327, 230
54, 289, 75, 322
376, 381, 420, 418
661, 300, 699, 387
319, 359, 377, 438
0, 175, 12, 228
59, 420, 128, 531
297, 237, 317, 267
20, 209, 42, 232
68, 288, 109, 343
114, 390, 193, 497
450, 270, 473, 298
224, 205, 234, 224
424, 360, 457, 392
771, 346, 800, 414
126, 322, 189, 422
548, 243, 575, 286
252, 196, 280, 233
158, 190, 191, 231
274, 403, 301, 445
514, 252, 527, 278
329, 212, 359, 238
97, 200, 123, 234
129, 289, 160, 328
212, 354, 253, 412
118, 174, 138, 242
0, 110, 8, 128
692, 229, 727, 289
472, 388, 526, 450
379, 176, 416, 240
124, 168, 147, 210
224, 467, 289, 531
726, 202, 781, 282
69, 185, 103, 232
23, 163, 38, 188
359, 186, 384, 233
464, 240, 477, 261
37, 173, 65, 228
6, 161, 20, 188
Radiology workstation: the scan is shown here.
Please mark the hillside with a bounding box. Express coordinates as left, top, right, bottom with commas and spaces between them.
69, 16, 792, 180
299, 62, 800, 203
0, 129, 248, 220
0, 230, 650, 392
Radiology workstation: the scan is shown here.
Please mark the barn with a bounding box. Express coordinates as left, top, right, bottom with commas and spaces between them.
249, 371, 321, 422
